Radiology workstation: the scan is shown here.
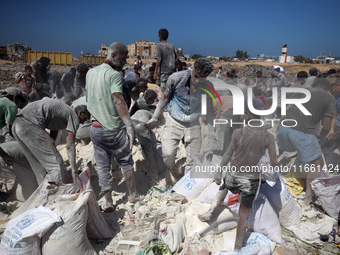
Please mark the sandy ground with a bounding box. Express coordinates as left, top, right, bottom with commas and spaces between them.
128, 59, 340, 73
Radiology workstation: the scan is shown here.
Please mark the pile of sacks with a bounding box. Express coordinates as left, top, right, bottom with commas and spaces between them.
0, 170, 112, 255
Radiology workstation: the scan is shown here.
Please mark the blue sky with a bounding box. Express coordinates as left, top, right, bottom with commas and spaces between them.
1, 0, 339, 59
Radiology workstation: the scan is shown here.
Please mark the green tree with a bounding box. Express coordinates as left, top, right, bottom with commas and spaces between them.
235, 50, 249, 60
220, 56, 230, 61
191, 54, 204, 59
294, 55, 308, 63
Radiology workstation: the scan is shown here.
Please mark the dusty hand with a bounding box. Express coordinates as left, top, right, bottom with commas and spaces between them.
147, 118, 158, 128
326, 132, 334, 140
214, 171, 222, 185
153, 73, 157, 81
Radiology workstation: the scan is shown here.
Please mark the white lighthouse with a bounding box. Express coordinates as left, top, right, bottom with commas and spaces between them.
279, 44, 294, 63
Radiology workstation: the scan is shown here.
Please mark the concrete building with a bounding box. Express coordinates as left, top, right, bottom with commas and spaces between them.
317, 55, 336, 64
98, 44, 108, 57
127, 40, 157, 59
127, 40, 183, 59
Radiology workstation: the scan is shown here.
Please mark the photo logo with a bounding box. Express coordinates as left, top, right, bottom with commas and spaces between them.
201, 86, 311, 116
199, 83, 222, 106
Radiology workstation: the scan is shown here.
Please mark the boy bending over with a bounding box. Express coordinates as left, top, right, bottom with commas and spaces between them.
198, 99, 277, 251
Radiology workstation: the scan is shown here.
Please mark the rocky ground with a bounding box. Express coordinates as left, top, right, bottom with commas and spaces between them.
1, 59, 339, 90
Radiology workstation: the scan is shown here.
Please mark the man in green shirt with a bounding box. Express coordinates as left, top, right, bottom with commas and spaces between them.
0, 88, 28, 165
86, 42, 139, 212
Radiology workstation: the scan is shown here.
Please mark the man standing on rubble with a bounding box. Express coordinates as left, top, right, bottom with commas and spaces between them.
154, 28, 177, 88
148, 58, 214, 187
86, 42, 139, 212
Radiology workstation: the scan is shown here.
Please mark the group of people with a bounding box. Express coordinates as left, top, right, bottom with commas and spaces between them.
1, 27, 339, 252
198, 66, 340, 250
15, 58, 90, 102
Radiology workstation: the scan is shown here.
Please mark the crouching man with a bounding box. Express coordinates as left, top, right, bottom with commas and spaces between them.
12, 99, 90, 185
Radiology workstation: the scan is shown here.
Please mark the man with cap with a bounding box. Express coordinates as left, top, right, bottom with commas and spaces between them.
304, 67, 319, 88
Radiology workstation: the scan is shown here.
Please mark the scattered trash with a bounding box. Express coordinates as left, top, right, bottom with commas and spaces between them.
283, 176, 304, 195
214, 232, 273, 255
